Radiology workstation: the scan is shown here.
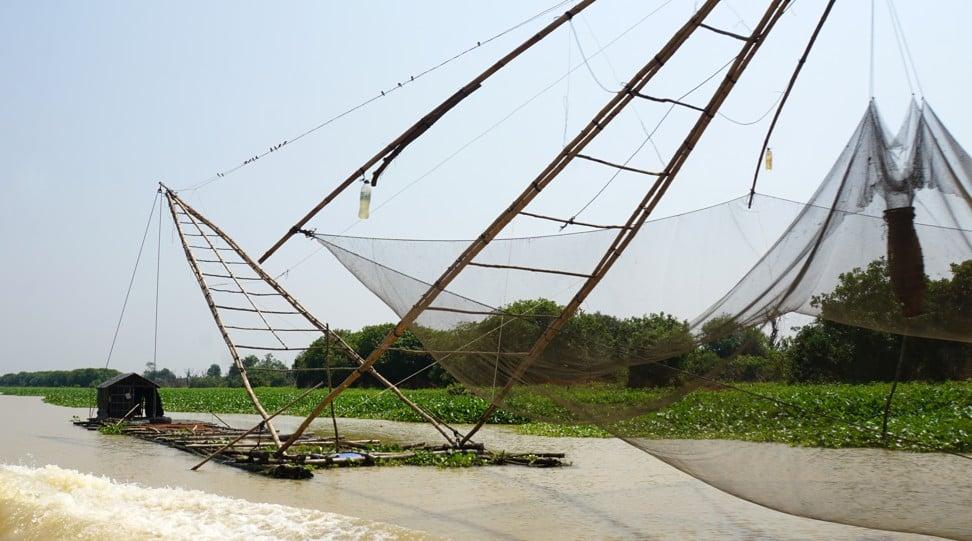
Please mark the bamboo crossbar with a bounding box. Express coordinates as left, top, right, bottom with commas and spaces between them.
699, 23, 749, 41
632, 93, 706, 113
425, 306, 557, 318
235, 344, 310, 351
188, 245, 234, 251
575, 154, 663, 176
277, 0, 724, 452
223, 325, 318, 332
201, 273, 264, 281
214, 305, 301, 315
468, 261, 592, 278
257, 0, 599, 264
247, 366, 358, 372
387, 347, 529, 356
519, 211, 630, 230
210, 288, 281, 296
197, 259, 248, 265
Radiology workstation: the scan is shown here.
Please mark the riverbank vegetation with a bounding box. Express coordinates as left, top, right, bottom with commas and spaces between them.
3, 382, 968, 453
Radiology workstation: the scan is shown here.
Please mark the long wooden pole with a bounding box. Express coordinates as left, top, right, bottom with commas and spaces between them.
163, 189, 283, 446
747, 0, 838, 207
275, 0, 724, 455
257, 0, 598, 264
460, 0, 794, 444
165, 187, 459, 445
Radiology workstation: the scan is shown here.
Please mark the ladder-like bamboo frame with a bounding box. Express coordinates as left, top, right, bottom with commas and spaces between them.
273, 0, 803, 454
162, 186, 462, 453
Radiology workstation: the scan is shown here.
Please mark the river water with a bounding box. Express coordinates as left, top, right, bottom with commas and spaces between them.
0, 396, 944, 540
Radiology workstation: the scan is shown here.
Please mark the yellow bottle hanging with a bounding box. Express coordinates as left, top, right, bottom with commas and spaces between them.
764, 147, 774, 171
358, 181, 372, 219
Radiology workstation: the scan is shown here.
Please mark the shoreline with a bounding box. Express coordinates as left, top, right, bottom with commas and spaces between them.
2, 382, 968, 453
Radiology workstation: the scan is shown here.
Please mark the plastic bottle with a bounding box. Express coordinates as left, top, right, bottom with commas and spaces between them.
358, 181, 372, 219
764, 147, 773, 171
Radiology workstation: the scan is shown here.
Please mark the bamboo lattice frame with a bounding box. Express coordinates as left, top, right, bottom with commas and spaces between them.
274, 0, 804, 454
161, 186, 462, 462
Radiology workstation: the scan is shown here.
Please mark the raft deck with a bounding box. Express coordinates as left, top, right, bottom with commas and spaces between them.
73, 418, 567, 479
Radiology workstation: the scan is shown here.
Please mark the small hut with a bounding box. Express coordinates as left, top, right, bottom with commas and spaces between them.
96, 373, 165, 421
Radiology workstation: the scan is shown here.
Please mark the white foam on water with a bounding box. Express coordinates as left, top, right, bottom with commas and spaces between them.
0, 464, 434, 541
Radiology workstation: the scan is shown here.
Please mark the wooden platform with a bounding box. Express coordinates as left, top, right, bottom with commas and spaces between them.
74, 418, 567, 479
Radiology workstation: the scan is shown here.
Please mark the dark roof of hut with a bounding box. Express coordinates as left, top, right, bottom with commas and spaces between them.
97, 372, 160, 389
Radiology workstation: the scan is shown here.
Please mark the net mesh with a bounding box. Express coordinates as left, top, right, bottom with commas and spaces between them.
310, 102, 971, 538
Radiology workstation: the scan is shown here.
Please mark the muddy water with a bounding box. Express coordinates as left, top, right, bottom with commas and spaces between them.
0, 396, 942, 540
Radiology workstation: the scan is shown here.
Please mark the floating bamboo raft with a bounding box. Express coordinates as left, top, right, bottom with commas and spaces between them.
73, 418, 566, 479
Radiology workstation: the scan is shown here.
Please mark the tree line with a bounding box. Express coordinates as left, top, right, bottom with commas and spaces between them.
4, 258, 967, 389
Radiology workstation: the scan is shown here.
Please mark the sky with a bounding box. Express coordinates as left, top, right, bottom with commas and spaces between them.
1, 0, 970, 376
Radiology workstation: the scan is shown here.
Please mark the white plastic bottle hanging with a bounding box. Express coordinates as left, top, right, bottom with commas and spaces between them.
764, 147, 774, 171
358, 180, 372, 219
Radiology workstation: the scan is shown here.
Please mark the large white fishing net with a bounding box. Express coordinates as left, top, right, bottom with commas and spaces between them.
309, 102, 971, 538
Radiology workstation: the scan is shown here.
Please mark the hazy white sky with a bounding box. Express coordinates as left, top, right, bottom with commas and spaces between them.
2, 0, 970, 375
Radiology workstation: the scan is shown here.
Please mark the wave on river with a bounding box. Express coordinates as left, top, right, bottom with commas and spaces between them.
0, 464, 432, 541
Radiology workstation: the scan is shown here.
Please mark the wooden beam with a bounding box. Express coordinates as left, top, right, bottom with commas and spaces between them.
162, 189, 283, 446
257, 0, 600, 264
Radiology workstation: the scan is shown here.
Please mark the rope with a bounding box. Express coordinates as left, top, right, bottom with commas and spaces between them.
881, 335, 908, 439
562, 23, 572, 148
103, 192, 159, 369
884, 0, 915, 96
569, 19, 618, 94
577, 14, 666, 169
565, 55, 738, 227
886, 0, 924, 97
869, 0, 876, 98
175, 0, 575, 192
153, 188, 162, 373
91, 192, 158, 417
718, 92, 783, 126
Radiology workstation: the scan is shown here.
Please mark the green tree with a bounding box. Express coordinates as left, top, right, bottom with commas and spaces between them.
291, 331, 357, 388
785, 259, 972, 382
206, 364, 222, 378
620, 313, 693, 388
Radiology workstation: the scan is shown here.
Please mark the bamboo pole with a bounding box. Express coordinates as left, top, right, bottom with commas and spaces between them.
275, 0, 725, 455
324, 327, 341, 453
164, 187, 459, 446
257, 0, 598, 264
163, 189, 283, 446
747, 0, 838, 207
460, 0, 793, 444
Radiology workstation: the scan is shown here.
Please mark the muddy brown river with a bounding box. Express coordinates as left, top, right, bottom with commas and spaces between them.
0, 395, 949, 540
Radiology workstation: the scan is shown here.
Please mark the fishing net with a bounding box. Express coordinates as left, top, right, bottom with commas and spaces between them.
308, 101, 971, 538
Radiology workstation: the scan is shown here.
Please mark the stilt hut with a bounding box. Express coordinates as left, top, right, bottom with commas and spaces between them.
96, 373, 165, 421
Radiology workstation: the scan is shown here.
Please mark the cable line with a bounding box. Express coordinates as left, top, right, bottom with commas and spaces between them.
103, 192, 160, 369
176, 0, 576, 192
